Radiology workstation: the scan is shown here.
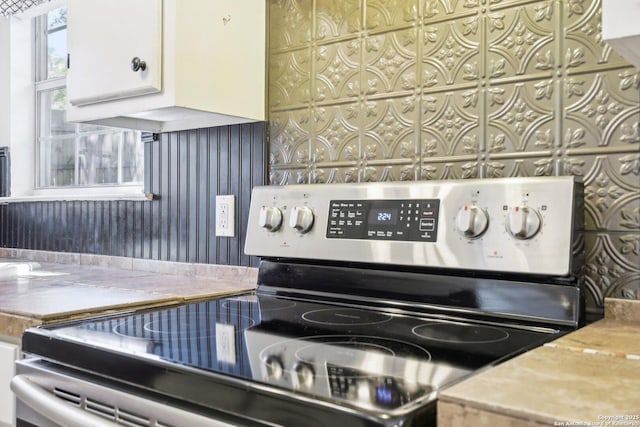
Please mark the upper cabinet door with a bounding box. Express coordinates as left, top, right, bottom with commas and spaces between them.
67, 0, 163, 106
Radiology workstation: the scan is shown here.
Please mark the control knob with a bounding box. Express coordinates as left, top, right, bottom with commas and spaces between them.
264, 355, 284, 380
506, 206, 541, 240
292, 362, 315, 390
289, 206, 315, 234
258, 206, 283, 232
455, 205, 489, 239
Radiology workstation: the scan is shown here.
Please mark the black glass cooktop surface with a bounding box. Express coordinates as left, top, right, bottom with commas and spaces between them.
22, 292, 561, 422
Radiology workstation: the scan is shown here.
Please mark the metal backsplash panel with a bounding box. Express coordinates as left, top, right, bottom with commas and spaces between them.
267, 0, 640, 319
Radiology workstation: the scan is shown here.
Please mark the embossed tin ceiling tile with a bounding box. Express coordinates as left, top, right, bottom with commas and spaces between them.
269, 0, 312, 52
421, 90, 481, 157
312, 104, 360, 161
313, 166, 359, 183
315, 0, 361, 41
421, 159, 482, 180
362, 96, 417, 160
268, 168, 308, 185
482, 156, 557, 180
335, 138, 360, 165
314, 40, 361, 103
361, 162, 422, 182
365, 0, 418, 31
421, 20, 481, 87
563, 0, 631, 69
420, 128, 454, 159
269, 49, 312, 111
486, 81, 555, 152
485, 2, 557, 79
584, 232, 640, 304
580, 154, 640, 232
359, 163, 382, 182
421, 0, 477, 22
562, 69, 640, 151
268, 110, 311, 167
364, 28, 418, 95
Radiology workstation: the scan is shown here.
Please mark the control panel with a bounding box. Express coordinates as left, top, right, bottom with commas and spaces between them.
244, 177, 584, 276
327, 199, 440, 242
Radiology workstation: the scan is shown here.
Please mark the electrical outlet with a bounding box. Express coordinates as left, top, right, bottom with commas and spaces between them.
215, 195, 235, 237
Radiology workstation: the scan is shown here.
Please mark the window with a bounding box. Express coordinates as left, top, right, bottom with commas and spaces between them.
34, 6, 143, 189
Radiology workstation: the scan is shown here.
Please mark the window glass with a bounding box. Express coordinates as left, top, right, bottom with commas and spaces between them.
46, 8, 67, 79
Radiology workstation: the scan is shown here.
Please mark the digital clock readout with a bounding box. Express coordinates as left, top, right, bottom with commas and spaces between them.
368, 208, 399, 225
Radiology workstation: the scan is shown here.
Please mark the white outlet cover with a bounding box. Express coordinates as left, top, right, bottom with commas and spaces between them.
215, 195, 235, 237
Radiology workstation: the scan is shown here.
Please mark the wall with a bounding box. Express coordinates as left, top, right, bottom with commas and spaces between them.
0, 18, 9, 154
0, 123, 267, 267
267, 0, 640, 319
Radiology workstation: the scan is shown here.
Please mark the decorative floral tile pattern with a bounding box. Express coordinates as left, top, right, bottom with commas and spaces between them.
365, 0, 418, 32
314, 40, 361, 103
269, 0, 312, 51
365, 28, 418, 95
269, 49, 311, 110
316, 0, 361, 41
268, 0, 640, 317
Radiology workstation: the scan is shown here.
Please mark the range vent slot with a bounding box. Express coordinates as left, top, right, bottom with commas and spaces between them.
53, 388, 82, 406
52, 387, 173, 427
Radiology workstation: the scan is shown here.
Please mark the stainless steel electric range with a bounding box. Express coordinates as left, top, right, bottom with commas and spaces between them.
14, 177, 584, 427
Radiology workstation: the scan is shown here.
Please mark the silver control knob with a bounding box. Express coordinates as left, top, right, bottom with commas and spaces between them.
264, 355, 284, 380
258, 206, 283, 232
506, 206, 541, 240
292, 362, 315, 390
455, 205, 489, 239
289, 206, 315, 234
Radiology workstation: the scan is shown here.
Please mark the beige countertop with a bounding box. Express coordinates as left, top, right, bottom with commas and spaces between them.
439, 298, 640, 426
0, 251, 257, 340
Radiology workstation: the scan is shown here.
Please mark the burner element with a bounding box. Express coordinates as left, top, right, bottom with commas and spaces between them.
259, 297, 297, 311
113, 314, 255, 339
302, 308, 392, 326
412, 322, 509, 344
221, 296, 297, 312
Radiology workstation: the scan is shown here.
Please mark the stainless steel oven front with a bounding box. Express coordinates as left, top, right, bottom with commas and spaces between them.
14, 359, 242, 427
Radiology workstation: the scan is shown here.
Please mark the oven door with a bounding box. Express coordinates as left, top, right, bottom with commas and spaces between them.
12, 358, 269, 427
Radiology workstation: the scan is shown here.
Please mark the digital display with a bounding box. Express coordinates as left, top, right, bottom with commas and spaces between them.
368, 208, 398, 225
327, 199, 440, 242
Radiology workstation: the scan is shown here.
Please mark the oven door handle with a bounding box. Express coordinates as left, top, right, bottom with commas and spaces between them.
11, 374, 119, 427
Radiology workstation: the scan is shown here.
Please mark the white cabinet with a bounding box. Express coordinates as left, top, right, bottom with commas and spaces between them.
66, 0, 266, 132
0, 340, 19, 427
602, 0, 640, 68
67, 0, 163, 106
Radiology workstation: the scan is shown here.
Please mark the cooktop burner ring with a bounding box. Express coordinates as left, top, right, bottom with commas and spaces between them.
112, 315, 256, 338
221, 296, 297, 312
301, 308, 393, 326
411, 322, 510, 344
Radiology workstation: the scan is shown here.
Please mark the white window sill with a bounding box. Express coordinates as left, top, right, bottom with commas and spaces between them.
0, 188, 154, 203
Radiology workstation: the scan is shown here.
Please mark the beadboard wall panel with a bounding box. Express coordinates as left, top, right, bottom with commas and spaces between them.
0, 122, 267, 267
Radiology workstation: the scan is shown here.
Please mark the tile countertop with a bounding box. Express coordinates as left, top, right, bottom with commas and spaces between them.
0, 250, 257, 340
438, 298, 640, 427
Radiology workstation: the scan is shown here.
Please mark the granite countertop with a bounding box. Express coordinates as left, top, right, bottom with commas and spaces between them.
439, 298, 640, 427
0, 250, 257, 340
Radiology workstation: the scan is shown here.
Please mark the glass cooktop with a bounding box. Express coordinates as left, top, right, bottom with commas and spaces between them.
22, 291, 561, 420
